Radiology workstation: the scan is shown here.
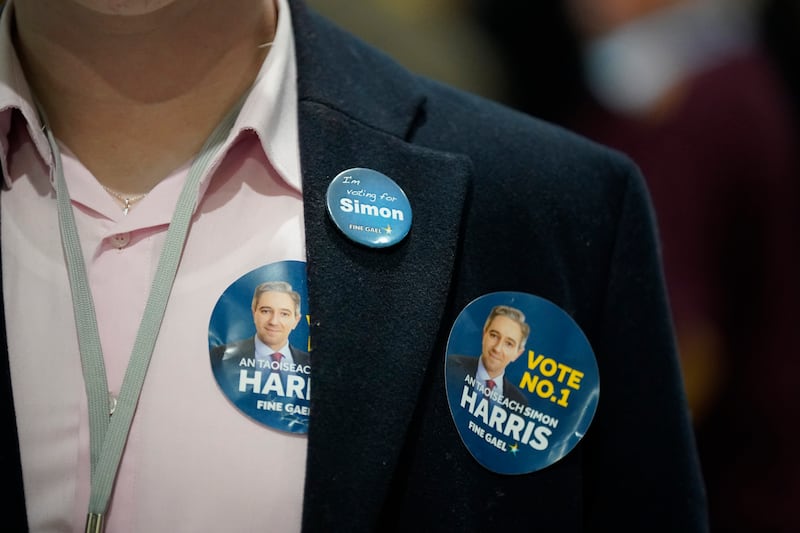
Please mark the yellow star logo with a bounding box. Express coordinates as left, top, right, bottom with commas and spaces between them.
384, 225, 393, 234
510, 443, 519, 455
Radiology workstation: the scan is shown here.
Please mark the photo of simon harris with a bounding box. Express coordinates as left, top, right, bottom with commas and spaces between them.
212, 280, 310, 369
447, 305, 529, 407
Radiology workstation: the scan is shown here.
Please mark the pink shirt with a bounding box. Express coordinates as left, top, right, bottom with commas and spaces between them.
1, 0, 309, 531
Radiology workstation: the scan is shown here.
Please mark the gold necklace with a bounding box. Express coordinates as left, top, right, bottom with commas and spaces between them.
102, 186, 146, 215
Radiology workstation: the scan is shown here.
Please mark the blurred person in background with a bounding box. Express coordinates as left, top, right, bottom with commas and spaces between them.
304, 0, 507, 102
476, 0, 800, 531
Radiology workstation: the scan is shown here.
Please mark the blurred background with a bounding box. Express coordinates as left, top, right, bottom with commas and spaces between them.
306, 0, 800, 531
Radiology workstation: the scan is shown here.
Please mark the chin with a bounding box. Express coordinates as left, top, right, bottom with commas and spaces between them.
72, 0, 178, 16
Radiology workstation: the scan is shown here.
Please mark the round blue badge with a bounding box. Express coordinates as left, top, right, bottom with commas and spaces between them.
208, 261, 311, 434
444, 292, 599, 475
326, 167, 412, 248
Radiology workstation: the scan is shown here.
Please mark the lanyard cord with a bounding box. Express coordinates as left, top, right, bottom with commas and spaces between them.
42, 99, 244, 532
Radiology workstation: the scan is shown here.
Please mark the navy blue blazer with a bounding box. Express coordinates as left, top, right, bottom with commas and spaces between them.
1, 0, 708, 531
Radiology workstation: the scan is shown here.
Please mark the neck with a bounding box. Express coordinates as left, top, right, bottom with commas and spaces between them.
13, 0, 277, 194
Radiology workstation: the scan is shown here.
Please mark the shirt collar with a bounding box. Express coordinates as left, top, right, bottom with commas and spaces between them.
475, 357, 505, 391
228, 0, 301, 194
0, 0, 53, 188
254, 336, 295, 365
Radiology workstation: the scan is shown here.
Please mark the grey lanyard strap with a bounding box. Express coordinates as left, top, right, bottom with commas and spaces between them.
42, 100, 243, 533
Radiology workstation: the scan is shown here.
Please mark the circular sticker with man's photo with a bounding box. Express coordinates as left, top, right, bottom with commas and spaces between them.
444, 292, 599, 474
208, 261, 311, 434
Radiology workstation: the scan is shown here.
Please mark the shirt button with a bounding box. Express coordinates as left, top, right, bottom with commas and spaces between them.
110, 232, 131, 249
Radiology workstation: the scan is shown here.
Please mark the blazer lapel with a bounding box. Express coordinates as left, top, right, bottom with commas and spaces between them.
299, 105, 471, 530
290, 2, 472, 528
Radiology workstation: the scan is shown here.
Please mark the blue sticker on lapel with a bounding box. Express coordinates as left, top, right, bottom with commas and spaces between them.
208, 261, 311, 434
326, 167, 412, 248
445, 292, 599, 474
